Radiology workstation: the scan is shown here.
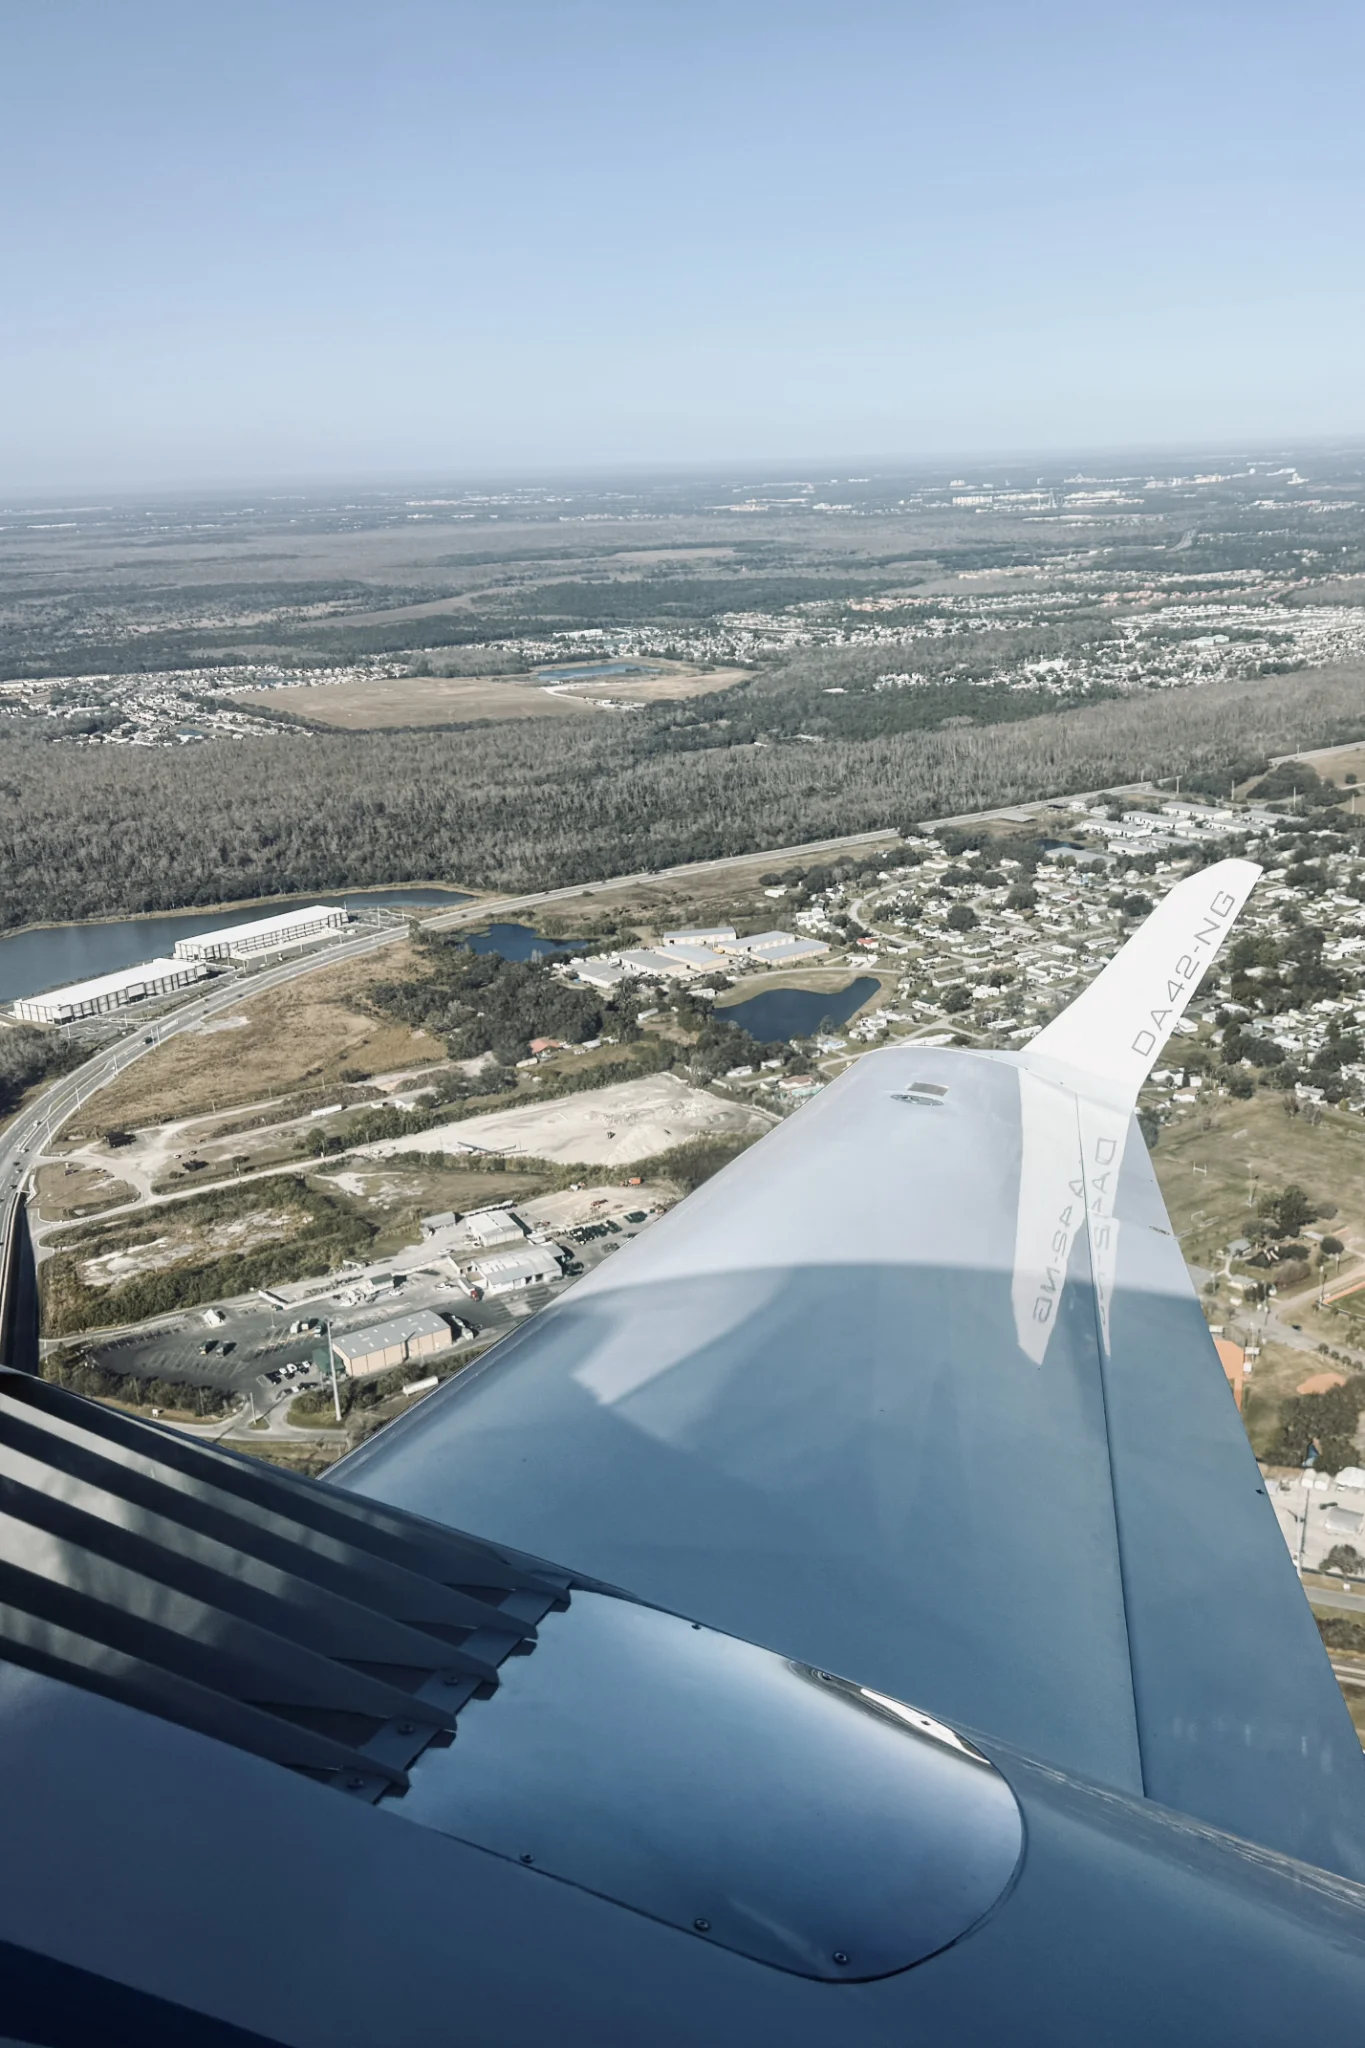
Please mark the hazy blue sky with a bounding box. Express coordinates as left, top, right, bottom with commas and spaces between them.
3, 0, 1363, 488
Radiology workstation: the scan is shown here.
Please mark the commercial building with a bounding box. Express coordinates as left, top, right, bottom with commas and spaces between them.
714, 931, 830, 963
173, 905, 348, 963
654, 943, 728, 971
13, 956, 207, 1025
466, 1248, 561, 1296
461, 1207, 528, 1248
662, 926, 736, 946
572, 959, 628, 990
614, 949, 703, 981
332, 1310, 452, 1379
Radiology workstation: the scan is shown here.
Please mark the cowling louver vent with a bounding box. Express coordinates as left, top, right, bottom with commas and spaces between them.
0, 1368, 572, 1799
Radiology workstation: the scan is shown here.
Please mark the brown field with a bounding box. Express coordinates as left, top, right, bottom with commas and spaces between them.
1293, 740, 1365, 790
1154, 1093, 1365, 1272
237, 664, 745, 731
76, 944, 444, 1129
33, 1163, 137, 1221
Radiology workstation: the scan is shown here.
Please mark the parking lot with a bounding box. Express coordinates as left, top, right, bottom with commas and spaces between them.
79, 1218, 643, 1411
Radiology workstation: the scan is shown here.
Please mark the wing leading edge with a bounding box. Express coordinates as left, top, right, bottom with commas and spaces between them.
340, 860, 1365, 1879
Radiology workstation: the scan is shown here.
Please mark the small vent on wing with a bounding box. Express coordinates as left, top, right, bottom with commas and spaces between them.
891, 1081, 949, 1106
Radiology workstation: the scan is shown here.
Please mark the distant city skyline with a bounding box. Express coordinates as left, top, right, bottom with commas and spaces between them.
3, 0, 1363, 490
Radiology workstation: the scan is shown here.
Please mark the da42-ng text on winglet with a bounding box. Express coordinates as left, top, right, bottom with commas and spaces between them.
1021, 857, 1261, 1108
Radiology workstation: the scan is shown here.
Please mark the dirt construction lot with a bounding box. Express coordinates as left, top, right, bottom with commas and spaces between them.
237, 664, 745, 730
362, 1073, 773, 1169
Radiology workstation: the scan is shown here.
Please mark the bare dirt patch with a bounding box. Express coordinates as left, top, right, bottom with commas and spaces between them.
363, 1072, 771, 1169
76, 1207, 296, 1287
78, 944, 445, 1129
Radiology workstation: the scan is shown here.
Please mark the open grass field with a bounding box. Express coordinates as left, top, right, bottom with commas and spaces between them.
237, 662, 745, 730
1293, 740, 1365, 791
33, 1163, 137, 1221
1152, 1093, 1365, 1273
78, 943, 444, 1129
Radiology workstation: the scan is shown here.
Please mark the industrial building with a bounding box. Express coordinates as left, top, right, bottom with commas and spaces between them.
466, 1248, 560, 1296
662, 925, 736, 946
573, 958, 628, 990
13, 956, 208, 1025
331, 1310, 452, 1379
614, 948, 705, 981
714, 931, 829, 964
655, 942, 728, 971
461, 1207, 528, 1248
173, 904, 348, 963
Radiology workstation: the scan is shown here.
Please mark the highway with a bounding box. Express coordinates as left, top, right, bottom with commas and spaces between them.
0, 822, 904, 1275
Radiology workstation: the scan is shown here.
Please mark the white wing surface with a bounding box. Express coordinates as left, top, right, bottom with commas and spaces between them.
341, 860, 1365, 1882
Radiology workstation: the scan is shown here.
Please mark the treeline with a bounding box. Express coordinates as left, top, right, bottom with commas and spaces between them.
40, 1350, 234, 1416
370, 943, 609, 1062
1268, 1377, 1365, 1474
41, 1176, 376, 1336
8, 662, 1365, 928
0, 1026, 83, 1117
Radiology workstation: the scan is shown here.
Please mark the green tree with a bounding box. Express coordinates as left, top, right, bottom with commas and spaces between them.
1259, 1183, 1316, 1239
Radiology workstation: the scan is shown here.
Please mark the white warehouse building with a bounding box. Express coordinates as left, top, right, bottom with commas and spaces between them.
13, 957, 208, 1025
173, 904, 348, 963
466, 1248, 561, 1296
332, 1310, 453, 1379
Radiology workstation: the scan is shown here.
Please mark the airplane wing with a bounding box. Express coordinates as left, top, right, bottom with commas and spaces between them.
3, 856, 1365, 2044
343, 857, 1365, 1876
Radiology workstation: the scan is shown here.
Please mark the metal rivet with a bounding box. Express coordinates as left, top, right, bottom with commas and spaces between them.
442, 1675, 460, 1686
520, 1853, 534, 1864
346, 1775, 367, 1790
693, 1918, 710, 1933
692, 1622, 702, 1631
398, 1721, 416, 1735
816, 1670, 833, 1682
833, 1952, 850, 1966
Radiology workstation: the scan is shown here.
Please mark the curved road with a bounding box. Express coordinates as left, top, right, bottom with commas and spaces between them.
0, 824, 901, 1261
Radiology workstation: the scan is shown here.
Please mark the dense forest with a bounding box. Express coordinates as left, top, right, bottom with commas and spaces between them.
5, 663, 1365, 928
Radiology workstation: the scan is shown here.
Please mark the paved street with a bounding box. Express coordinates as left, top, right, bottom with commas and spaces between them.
1, 822, 904, 1230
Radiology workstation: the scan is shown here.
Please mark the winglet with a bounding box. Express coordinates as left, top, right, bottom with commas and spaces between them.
1021, 857, 1261, 1106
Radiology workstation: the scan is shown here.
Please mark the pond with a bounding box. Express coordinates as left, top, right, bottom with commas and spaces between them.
0, 886, 474, 1006
720, 976, 882, 1043
462, 923, 584, 964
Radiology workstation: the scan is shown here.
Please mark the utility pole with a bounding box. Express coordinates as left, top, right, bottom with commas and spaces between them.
326, 1319, 342, 1424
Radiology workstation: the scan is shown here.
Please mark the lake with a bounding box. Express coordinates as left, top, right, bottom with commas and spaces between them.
720, 976, 882, 1043
462, 923, 584, 963
0, 887, 474, 1005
